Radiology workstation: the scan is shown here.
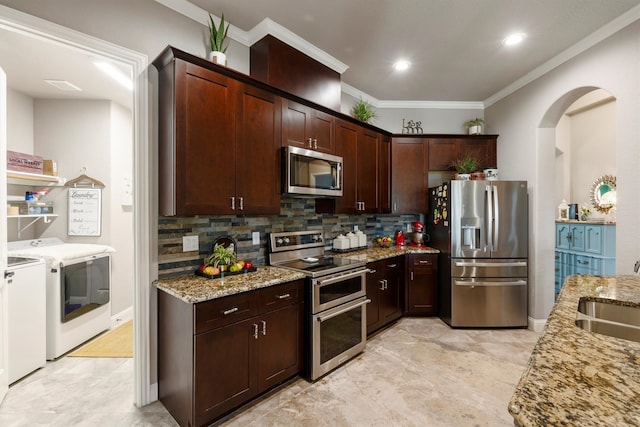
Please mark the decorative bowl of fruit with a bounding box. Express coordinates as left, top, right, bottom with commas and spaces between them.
196, 240, 256, 278
375, 236, 394, 248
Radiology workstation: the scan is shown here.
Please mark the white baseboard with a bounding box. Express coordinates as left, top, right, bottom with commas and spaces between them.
528, 316, 547, 332
111, 305, 134, 329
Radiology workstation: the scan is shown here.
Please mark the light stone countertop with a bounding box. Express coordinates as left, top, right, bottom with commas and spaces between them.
155, 246, 440, 303
154, 266, 306, 303
331, 245, 439, 263
509, 274, 640, 426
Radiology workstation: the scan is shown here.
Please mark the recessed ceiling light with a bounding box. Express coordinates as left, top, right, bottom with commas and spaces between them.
94, 61, 133, 90
44, 79, 82, 92
393, 60, 410, 71
503, 32, 527, 46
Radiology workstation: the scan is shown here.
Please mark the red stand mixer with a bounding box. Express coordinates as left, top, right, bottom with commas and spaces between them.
409, 221, 426, 247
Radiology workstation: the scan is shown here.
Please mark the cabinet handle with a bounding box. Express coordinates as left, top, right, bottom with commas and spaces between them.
384, 279, 388, 290
307, 137, 313, 148
223, 307, 239, 315
577, 259, 589, 265
230, 196, 235, 210
387, 263, 397, 268
410, 271, 414, 281
252, 324, 258, 340
313, 138, 318, 149
393, 202, 397, 212
379, 279, 385, 290
418, 260, 432, 264
276, 293, 291, 300
239, 197, 244, 210
261, 320, 267, 336
368, 269, 377, 274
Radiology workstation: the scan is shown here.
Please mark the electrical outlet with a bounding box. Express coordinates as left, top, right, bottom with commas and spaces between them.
353, 225, 358, 231
252, 231, 260, 245
183, 235, 199, 252
406, 223, 412, 232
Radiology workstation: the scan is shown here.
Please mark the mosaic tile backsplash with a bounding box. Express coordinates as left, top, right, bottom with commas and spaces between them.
158, 197, 420, 278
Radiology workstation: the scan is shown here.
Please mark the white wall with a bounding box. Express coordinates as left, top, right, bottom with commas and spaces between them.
30, 99, 134, 315
486, 20, 640, 324
6, 88, 33, 152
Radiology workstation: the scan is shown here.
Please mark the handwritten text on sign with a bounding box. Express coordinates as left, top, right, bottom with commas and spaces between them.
68, 188, 102, 236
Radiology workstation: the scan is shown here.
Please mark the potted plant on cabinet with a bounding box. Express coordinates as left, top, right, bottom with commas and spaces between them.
452, 155, 479, 180
208, 13, 230, 65
464, 118, 485, 135
351, 98, 377, 123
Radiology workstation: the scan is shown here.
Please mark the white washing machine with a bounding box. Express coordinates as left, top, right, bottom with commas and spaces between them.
8, 238, 114, 360
6, 256, 46, 383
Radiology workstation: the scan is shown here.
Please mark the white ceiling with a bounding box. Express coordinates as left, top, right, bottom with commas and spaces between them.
1, 1, 639, 109
0, 27, 133, 109
186, 0, 640, 104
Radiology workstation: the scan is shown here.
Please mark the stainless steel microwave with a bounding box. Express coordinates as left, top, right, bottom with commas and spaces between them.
283, 146, 343, 197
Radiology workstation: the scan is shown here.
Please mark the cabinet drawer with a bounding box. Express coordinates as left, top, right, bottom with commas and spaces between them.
408, 254, 437, 269
195, 291, 259, 334
258, 280, 304, 312
574, 255, 597, 274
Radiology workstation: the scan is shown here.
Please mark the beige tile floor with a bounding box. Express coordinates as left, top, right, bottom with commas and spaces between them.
0, 317, 540, 426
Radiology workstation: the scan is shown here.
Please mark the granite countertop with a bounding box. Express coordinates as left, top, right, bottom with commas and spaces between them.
509, 274, 640, 426
331, 245, 439, 263
155, 266, 305, 303
155, 246, 440, 304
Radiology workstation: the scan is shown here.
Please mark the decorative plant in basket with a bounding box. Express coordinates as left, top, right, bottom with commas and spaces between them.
351, 98, 377, 123
464, 118, 485, 135
452, 155, 479, 178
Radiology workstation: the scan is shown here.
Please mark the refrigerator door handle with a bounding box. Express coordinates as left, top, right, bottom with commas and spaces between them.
492, 185, 500, 252
485, 185, 493, 251
454, 280, 527, 287
454, 261, 527, 268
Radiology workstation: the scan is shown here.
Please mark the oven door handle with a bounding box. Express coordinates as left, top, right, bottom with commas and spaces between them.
317, 269, 366, 287
316, 298, 371, 323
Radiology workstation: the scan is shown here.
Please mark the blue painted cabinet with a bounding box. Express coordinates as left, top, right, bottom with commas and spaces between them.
555, 222, 615, 299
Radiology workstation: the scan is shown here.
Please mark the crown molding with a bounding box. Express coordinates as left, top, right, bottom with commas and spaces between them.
484, 3, 640, 107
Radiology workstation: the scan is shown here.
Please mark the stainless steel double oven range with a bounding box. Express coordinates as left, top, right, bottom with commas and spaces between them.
269, 230, 370, 381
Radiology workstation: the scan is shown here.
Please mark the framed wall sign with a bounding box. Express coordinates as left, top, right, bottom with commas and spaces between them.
68, 188, 102, 236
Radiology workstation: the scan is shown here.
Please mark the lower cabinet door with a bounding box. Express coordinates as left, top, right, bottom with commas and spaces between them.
194, 319, 258, 426
366, 266, 384, 334
379, 261, 402, 325
257, 304, 303, 392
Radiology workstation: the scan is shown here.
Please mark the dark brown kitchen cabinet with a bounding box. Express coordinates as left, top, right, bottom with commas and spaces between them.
406, 253, 438, 316
325, 119, 382, 214
366, 257, 403, 335
158, 279, 304, 427
391, 137, 428, 214
427, 136, 497, 171
154, 50, 281, 216
378, 134, 391, 213
282, 99, 335, 153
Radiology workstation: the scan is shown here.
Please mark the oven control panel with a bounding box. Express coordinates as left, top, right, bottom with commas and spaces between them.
269, 230, 324, 252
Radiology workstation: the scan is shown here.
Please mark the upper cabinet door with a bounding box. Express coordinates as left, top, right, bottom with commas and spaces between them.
391, 137, 427, 214
357, 127, 379, 213
235, 85, 282, 215
169, 60, 237, 216
427, 138, 458, 171
334, 119, 358, 214
281, 100, 334, 153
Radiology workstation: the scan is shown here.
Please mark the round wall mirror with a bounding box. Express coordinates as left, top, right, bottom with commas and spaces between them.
590, 174, 616, 213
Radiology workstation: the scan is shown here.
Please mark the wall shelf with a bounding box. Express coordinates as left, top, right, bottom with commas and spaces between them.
7, 170, 66, 186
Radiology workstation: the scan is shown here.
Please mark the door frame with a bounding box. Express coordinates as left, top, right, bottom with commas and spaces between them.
0, 5, 153, 406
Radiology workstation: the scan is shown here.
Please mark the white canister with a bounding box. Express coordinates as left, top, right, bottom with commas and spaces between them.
333, 234, 349, 250
355, 230, 366, 247
346, 232, 358, 249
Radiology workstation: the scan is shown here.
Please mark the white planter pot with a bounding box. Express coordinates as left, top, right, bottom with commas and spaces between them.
208, 51, 227, 66
468, 125, 482, 135
455, 173, 471, 180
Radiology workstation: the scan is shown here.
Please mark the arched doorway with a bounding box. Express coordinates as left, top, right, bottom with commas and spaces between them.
533, 86, 616, 326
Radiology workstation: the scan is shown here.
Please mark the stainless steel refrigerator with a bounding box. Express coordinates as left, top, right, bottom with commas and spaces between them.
428, 180, 528, 327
